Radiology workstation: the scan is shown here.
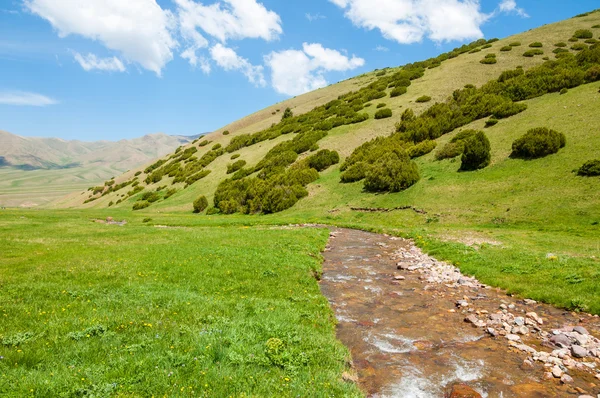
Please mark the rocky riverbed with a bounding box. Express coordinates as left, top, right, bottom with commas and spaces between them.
319, 228, 600, 397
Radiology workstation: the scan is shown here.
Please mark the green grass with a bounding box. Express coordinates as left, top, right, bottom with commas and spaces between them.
0, 210, 360, 397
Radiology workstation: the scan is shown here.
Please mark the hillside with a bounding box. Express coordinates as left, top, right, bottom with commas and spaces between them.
0, 131, 202, 207
59, 9, 600, 226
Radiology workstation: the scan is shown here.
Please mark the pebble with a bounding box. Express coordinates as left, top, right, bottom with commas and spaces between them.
394, 275, 406, 281
561, 374, 574, 384
552, 365, 563, 378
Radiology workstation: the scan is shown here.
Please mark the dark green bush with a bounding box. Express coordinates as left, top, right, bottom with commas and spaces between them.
460, 131, 491, 171
574, 29, 593, 39
509, 42, 521, 47
498, 67, 524, 82
164, 188, 177, 199
569, 37, 579, 42
223, 130, 230, 135
141, 191, 160, 203
553, 48, 570, 54
375, 108, 392, 119
529, 42, 543, 48
227, 160, 247, 174
555, 42, 567, 47
134, 171, 142, 176
560, 88, 568, 95
593, 25, 600, 29
199, 140, 209, 147
577, 159, 600, 176
485, 118, 498, 127
480, 57, 497, 64
435, 142, 463, 160
281, 107, 293, 120
407, 140, 436, 158
340, 162, 368, 183
523, 49, 544, 57
364, 152, 420, 192
376, 103, 386, 108
485, 53, 496, 59
416, 95, 432, 103
206, 207, 220, 215
212, 143, 222, 151
142, 218, 152, 223
231, 154, 240, 160
585, 65, 600, 82
390, 86, 407, 97
306, 149, 340, 171
133, 201, 150, 211
193, 195, 209, 213
585, 38, 598, 44
482, 44, 493, 49
571, 43, 587, 51
500, 46, 512, 52
469, 48, 481, 54
511, 127, 566, 159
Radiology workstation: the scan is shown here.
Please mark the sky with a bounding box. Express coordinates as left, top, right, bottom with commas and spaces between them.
0, 0, 598, 141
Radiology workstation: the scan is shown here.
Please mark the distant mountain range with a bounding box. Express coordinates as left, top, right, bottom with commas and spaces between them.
0, 130, 202, 171
0, 130, 205, 207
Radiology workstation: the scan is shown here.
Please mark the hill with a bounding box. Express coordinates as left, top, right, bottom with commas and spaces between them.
0, 131, 202, 207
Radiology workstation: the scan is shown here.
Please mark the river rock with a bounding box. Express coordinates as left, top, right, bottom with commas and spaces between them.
397, 262, 411, 270
552, 365, 563, 378
573, 326, 589, 335
572, 345, 588, 358
445, 383, 482, 398
394, 275, 406, 281
550, 334, 572, 348
573, 333, 588, 346
526, 312, 543, 325
560, 374, 574, 384
514, 317, 525, 326
486, 328, 498, 337
506, 334, 521, 342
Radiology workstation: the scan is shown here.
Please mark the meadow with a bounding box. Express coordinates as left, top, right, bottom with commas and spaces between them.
0, 210, 361, 397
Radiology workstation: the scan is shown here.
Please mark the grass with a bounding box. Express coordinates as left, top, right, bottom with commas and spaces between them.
0, 210, 360, 397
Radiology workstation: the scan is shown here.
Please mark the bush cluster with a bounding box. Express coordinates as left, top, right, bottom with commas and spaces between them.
523, 49, 544, 57
577, 160, 600, 176
193, 195, 209, 213
500, 46, 512, 52
573, 29, 593, 39
364, 152, 420, 192
375, 108, 393, 119
227, 160, 247, 174
435, 130, 476, 160
306, 149, 340, 171
376, 103, 386, 108
390, 86, 407, 97
460, 131, 491, 171
407, 140, 437, 158
529, 42, 543, 48
511, 127, 566, 159
416, 95, 432, 103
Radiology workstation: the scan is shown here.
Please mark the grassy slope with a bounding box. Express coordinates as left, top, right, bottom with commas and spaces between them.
0, 211, 360, 397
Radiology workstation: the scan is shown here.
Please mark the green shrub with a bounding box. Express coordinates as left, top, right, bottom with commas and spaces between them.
363, 152, 420, 192
555, 42, 567, 47
553, 48, 570, 54
460, 131, 491, 171
484, 53, 496, 59
133, 201, 150, 211
511, 127, 566, 159
231, 154, 240, 160
415, 95, 431, 103
569, 37, 579, 42
340, 162, 368, 183
223, 130, 230, 135
529, 42, 543, 48
193, 195, 209, 213
585, 38, 598, 44
560, 88, 568, 95
376, 103, 386, 108
577, 159, 600, 176
485, 118, 499, 127
375, 70, 387, 76
573, 29, 593, 39
199, 140, 209, 147
227, 160, 247, 174
134, 171, 142, 176
585, 65, 600, 82
164, 188, 177, 199
480, 57, 497, 64
142, 218, 152, 223
500, 46, 512, 52
407, 140, 436, 158
212, 143, 222, 151
482, 44, 492, 49
390, 86, 407, 97
523, 49, 544, 57
435, 142, 463, 160
593, 25, 600, 29
509, 42, 521, 47
374, 108, 392, 119
206, 207, 220, 215
469, 48, 481, 54
307, 149, 340, 171
108, 201, 114, 207
281, 107, 293, 120
571, 43, 587, 51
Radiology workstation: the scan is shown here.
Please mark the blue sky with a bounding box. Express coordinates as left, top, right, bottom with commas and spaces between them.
0, 0, 598, 141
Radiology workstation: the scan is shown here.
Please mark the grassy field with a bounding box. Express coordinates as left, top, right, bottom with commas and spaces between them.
0, 210, 360, 397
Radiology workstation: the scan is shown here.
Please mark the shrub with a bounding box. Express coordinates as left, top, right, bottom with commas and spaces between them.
376, 103, 386, 108
480, 57, 497, 64
571, 43, 587, 51
585, 65, 600, 82
484, 53, 496, 59
560, 88, 568, 95
374, 108, 392, 119
134, 171, 142, 176
108, 201, 114, 207
142, 218, 152, 223
199, 140, 209, 147
390, 86, 407, 97
222, 130, 230, 135
569, 37, 579, 42
573, 29, 593, 39
585, 38, 598, 44
555, 42, 567, 47
500, 46, 512, 52
363, 152, 420, 192
340, 162, 368, 183
206, 207, 220, 215
133, 201, 150, 211
523, 49, 544, 57
227, 160, 247, 174
407, 140, 436, 158
529, 42, 543, 48
469, 48, 481, 54
231, 154, 240, 160
593, 25, 600, 29
460, 131, 491, 171
577, 159, 600, 176
485, 118, 499, 127
212, 143, 222, 151
509, 42, 521, 47
307, 149, 340, 171
193, 195, 209, 213
281, 107, 294, 120
553, 48, 570, 54
416, 95, 431, 103
164, 188, 177, 199
482, 44, 492, 49
435, 142, 463, 160
141, 191, 160, 203
375, 70, 387, 76
511, 127, 566, 159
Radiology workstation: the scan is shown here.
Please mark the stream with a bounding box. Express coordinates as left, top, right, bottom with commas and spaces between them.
319, 228, 600, 397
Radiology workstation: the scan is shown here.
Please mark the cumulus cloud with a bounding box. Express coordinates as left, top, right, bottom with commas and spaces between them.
24, 0, 177, 76
0, 91, 58, 106
265, 43, 364, 96
210, 44, 266, 87
73, 52, 126, 72
329, 0, 490, 44
175, 0, 282, 68
498, 0, 528, 17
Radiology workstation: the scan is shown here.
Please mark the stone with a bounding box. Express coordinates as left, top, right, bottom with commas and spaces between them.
446, 383, 482, 398
487, 328, 498, 337
524, 299, 537, 305
457, 300, 469, 308
506, 334, 521, 342
515, 344, 537, 354
394, 275, 406, 281
514, 317, 525, 326
574, 326, 589, 335
552, 365, 563, 378
560, 374, 574, 384
542, 372, 554, 380
500, 304, 508, 310
526, 312, 543, 325
578, 395, 594, 398
397, 263, 411, 270
572, 345, 588, 358
574, 334, 589, 346
550, 334, 572, 348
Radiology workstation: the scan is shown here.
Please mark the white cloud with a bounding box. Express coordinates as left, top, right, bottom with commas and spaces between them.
306, 13, 326, 22
498, 0, 528, 17
265, 43, 364, 96
210, 43, 266, 86
175, 0, 282, 69
374, 45, 389, 52
73, 52, 126, 72
24, 0, 177, 76
0, 91, 58, 106
329, 0, 490, 44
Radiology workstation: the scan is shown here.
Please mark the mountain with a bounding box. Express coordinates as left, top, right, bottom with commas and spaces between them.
56, 9, 599, 233
0, 131, 204, 207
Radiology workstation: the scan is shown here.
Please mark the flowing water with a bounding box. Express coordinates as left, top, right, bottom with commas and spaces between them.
319, 228, 600, 397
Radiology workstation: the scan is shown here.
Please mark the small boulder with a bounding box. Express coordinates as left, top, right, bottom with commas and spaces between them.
571, 345, 588, 358
506, 334, 521, 342
550, 334, 572, 348
551, 365, 563, 378
445, 383, 482, 398
573, 326, 589, 335
560, 374, 574, 384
